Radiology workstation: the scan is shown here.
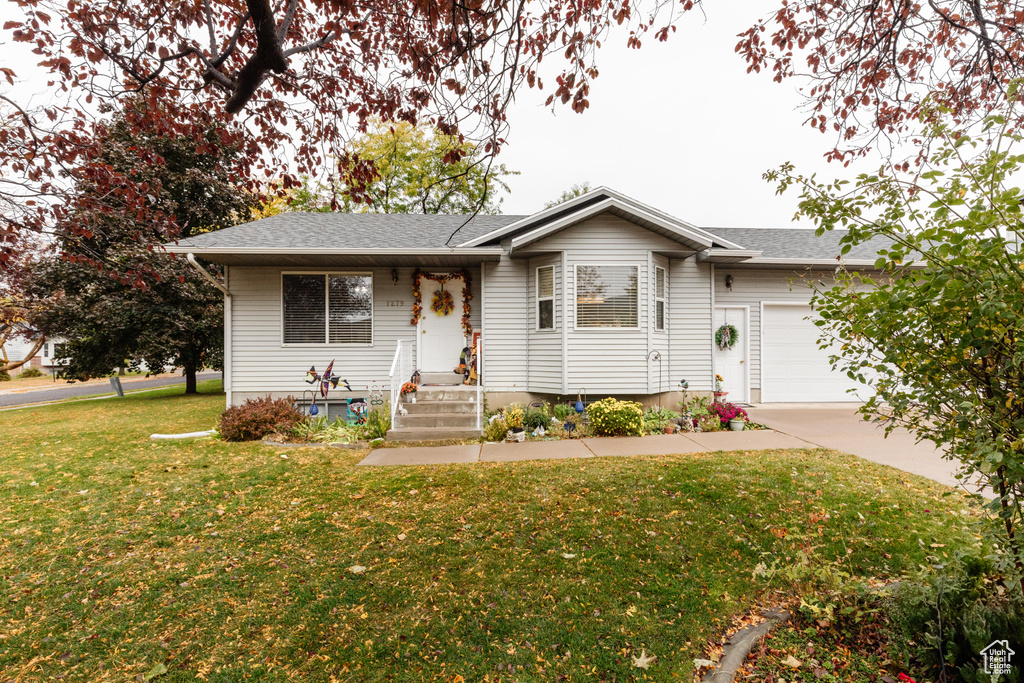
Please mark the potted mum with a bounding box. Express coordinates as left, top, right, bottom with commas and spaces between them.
505, 406, 525, 442
400, 381, 418, 403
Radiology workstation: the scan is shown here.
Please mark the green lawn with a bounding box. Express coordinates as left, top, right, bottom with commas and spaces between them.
0, 383, 979, 681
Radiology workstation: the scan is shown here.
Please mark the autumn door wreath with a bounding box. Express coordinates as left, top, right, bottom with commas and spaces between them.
431, 284, 455, 315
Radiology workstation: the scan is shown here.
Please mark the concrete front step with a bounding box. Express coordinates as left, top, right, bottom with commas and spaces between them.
402, 400, 477, 415
396, 413, 479, 429
386, 426, 482, 442
413, 387, 479, 402
418, 371, 465, 385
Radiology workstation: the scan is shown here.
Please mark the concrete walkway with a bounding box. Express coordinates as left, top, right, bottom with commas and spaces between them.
357, 404, 979, 491
745, 403, 967, 489
357, 430, 812, 467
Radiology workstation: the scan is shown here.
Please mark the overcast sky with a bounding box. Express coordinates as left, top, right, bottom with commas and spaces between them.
0, 2, 891, 230
497, 3, 882, 227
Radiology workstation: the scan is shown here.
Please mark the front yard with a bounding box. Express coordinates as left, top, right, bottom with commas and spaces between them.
0, 382, 979, 681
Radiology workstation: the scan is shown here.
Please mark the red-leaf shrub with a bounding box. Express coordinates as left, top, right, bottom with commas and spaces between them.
219, 396, 305, 442
708, 401, 748, 427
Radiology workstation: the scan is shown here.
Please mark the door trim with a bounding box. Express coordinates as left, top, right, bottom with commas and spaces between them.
714, 305, 750, 403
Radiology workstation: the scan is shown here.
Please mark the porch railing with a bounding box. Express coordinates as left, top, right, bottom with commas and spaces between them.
389, 339, 414, 424
475, 333, 483, 431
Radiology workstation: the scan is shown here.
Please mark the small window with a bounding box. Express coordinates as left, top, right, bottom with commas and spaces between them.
283, 273, 373, 344
575, 265, 638, 328
537, 266, 554, 330
655, 266, 666, 331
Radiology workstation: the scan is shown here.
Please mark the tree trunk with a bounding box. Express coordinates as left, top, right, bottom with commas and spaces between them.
185, 365, 197, 394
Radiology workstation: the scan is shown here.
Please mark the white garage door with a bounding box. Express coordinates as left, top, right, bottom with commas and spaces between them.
761, 304, 869, 403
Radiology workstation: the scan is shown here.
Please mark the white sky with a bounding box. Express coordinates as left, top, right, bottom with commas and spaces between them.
0, 2, 891, 229
498, 3, 882, 227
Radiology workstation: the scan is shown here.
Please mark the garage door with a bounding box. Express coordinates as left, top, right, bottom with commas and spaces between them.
761, 304, 869, 403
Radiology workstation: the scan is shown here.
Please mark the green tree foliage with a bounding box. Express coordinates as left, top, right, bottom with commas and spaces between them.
290, 120, 515, 216
768, 98, 1024, 592
544, 182, 593, 208
31, 99, 254, 393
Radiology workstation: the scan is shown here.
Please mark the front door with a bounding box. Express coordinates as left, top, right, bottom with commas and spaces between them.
418, 275, 466, 372
713, 306, 749, 403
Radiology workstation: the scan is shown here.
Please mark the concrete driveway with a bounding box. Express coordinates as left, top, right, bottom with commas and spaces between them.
745, 403, 973, 490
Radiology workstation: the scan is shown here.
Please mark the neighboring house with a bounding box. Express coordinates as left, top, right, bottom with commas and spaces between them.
2, 334, 63, 376
168, 187, 888, 433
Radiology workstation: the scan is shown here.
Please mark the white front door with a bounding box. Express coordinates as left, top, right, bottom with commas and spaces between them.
419, 276, 466, 372
713, 306, 749, 403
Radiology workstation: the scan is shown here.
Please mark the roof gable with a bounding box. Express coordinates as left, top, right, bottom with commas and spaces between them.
459, 187, 743, 251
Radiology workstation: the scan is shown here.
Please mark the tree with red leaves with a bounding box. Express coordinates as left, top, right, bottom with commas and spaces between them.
2, 0, 1024, 274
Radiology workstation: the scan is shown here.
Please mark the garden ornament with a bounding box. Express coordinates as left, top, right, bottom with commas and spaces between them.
304, 359, 352, 398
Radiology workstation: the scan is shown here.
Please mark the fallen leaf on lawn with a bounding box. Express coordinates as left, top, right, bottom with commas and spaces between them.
397, 533, 407, 541
78, 490, 89, 495
561, 553, 576, 559
783, 654, 802, 668
29, 482, 38, 486
351, 493, 364, 499
693, 658, 715, 669
632, 650, 656, 669
143, 662, 168, 680
348, 565, 367, 574
280, 454, 288, 459
625, 605, 637, 617
408, 489, 419, 495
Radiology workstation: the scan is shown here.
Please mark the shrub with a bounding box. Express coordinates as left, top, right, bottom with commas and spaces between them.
587, 397, 644, 437
887, 553, 1024, 682
219, 395, 305, 442
708, 401, 748, 427
553, 402, 577, 421
306, 417, 367, 443
524, 404, 551, 431
643, 406, 680, 433
364, 402, 392, 440
697, 414, 722, 432
19, 367, 44, 378
484, 416, 509, 442
0, 370, 10, 382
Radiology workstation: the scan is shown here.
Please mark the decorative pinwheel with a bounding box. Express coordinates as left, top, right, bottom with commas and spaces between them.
304, 360, 352, 399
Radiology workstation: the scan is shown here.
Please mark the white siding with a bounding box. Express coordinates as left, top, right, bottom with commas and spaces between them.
229, 265, 479, 400
519, 215, 684, 395
669, 257, 714, 392
527, 255, 562, 393
650, 253, 671, 393
712, 268, 820, 390
481, 250, 529, 391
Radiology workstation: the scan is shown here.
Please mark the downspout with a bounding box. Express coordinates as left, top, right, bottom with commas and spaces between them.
186, 253, 232, 408
709, 262, 715, 393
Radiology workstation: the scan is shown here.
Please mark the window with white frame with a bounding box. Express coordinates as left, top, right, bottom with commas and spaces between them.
655, 266, 666, 331
282, 273, 373, 344
537, 265, 554, 330
575, 265, 638, 328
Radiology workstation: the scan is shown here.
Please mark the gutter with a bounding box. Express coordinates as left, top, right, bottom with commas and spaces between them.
186, 253, 232, 408
186, 253, 231, 297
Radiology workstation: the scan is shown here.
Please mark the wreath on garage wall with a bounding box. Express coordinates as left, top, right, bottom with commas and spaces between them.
715, 323, 738, 351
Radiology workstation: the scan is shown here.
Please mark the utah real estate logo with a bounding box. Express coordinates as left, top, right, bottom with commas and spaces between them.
982, 640, 1015, 676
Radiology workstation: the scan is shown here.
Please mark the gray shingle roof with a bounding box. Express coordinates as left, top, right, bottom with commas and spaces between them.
173, 213, 527, 250
706, 227, 891, 262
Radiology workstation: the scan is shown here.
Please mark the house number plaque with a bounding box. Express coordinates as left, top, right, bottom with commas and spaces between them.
385, 300, 406, 307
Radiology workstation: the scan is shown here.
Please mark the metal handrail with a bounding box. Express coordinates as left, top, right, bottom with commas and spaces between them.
389, 340, 413, 424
